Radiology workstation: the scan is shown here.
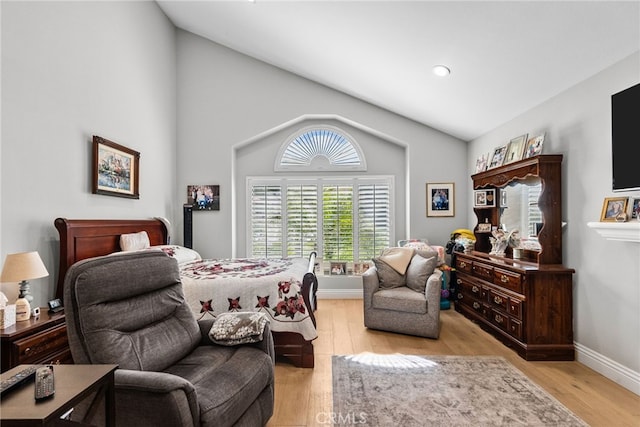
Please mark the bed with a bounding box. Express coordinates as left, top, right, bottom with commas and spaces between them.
54, 217, 319, 368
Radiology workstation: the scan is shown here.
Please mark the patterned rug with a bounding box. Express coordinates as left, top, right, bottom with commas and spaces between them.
332, 354, 588, 426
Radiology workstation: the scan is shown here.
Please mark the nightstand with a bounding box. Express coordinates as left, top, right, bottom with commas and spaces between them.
1, 309, 72, 373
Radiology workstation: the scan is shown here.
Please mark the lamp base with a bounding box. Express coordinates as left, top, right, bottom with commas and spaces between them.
15, 297, 31, 321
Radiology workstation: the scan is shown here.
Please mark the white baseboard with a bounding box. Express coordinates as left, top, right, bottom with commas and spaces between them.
317, 289, 362, 299
575, 342, 640, 396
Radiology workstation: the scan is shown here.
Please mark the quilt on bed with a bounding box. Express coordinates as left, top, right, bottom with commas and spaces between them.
179, 257, 318, 341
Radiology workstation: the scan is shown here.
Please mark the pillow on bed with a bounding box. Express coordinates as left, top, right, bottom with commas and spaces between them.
151, 245, 202, 264
120, 231, 150, 251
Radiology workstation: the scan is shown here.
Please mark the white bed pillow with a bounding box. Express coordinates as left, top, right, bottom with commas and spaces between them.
151, 245, 202, 264
120, 231, 151, 251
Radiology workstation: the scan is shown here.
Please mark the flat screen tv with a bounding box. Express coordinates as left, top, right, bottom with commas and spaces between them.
611, 82, 640, 192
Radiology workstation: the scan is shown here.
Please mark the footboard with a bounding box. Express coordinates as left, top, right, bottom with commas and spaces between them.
301, 251, 318, 327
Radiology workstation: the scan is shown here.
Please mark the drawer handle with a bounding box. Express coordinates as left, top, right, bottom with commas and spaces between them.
473, 302, 480, 309
500, 274, 509, 283
472, 285, 479, 293
494, 296, 503, 305
511, 304, 516, 311
495, 314, 504, 324
456, 279, 462, 285
457, 293, 463, 300
460, 261, 467, 268
24, 347, 32, 356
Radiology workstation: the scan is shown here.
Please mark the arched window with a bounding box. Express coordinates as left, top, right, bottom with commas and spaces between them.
275, 126, 366, 171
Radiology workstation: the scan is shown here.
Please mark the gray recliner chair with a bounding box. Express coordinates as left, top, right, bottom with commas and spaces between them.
63, 250, 274, 427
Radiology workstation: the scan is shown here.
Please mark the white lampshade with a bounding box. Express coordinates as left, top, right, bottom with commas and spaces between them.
1, 251, 49, 283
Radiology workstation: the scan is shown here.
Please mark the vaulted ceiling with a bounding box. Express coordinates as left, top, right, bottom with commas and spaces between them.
157, 1, 640, 141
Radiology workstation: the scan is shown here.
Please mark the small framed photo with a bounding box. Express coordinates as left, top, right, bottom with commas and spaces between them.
627, 197, 640, 221
477, 222, 492, 233
353, 262, 371, 275
475, 152, 489, 173
524, 133, 545, 158
93, 135, 140, 199
504, 134, 528, 164
474, 189, 496, 208
600, 197, 628, 222
488, 145, 508, 169
330, 262, 347, 275
187, 185, 220, 211
426, 182, 455, 217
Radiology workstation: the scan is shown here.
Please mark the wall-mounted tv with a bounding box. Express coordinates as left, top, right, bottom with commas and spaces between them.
611, 82, 640, 192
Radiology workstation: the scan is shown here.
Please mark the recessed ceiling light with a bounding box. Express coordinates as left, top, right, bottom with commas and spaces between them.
432, 65, 451, 77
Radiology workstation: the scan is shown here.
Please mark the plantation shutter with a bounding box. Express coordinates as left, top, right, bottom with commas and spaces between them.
358, 184, 391, 260
251, 185, 283, 258
322, 185, 354, 261
286, 184, 318, 258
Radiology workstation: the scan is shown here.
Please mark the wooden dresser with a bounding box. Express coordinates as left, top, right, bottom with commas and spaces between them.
454, 251, 574, 360
0, 310, 72, 373
454, 154, 575, 361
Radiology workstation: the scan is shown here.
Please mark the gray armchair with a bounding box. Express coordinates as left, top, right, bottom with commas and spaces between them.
63, 250, 274, 427
362, 256, 441, 339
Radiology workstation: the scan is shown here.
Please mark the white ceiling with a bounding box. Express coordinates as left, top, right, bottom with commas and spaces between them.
157, 0, 640, 141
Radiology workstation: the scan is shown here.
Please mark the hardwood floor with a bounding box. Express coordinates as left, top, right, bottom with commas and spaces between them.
267, 299, 640, 427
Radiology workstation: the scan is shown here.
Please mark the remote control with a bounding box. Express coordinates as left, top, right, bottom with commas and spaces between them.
0, 365, 40, 396
34, 365, 55, 401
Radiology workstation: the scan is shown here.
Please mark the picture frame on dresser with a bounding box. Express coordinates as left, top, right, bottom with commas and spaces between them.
92, 135, 140, 199
524, 133, 545, 158
488, 145, 507, 169
503, 134, 527, 164
474, 189, 495, 208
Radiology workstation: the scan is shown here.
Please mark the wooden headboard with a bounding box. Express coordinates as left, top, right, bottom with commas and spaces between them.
54, 218, 169, 301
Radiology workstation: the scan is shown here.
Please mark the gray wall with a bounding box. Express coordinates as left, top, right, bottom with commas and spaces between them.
176, 29, 468, 260
469, 52, 640, 392
0, 1, 177, 305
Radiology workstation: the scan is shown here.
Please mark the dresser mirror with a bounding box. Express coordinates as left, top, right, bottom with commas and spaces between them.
499, 178, 543, 251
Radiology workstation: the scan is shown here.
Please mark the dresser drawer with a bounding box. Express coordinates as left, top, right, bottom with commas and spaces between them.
456, 276, 487, 301
509, 318, 523, 341
493, 268, 523, 293
472, 262, 493, 281
490, 309, 509, 332
13, 324, 68, 365
508, 298, 523, 320
455, 257, 472, 274
488, 289, 509, 312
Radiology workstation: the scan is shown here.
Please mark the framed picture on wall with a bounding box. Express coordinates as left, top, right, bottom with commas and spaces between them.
426, 182, 455, 217
92, 135, 140, 199
187, 185, 220, 211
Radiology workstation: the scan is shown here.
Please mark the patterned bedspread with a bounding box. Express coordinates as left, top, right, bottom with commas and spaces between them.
179, 257, 318, 341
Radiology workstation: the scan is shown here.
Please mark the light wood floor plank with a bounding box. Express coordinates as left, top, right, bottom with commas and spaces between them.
267, 299, 640, 427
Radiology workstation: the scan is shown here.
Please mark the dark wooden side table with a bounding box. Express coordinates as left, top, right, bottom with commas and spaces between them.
1, 310, 71, 373
0, 364, 117, 426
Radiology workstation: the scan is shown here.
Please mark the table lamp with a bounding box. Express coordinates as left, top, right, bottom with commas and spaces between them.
0, 251, 49, 321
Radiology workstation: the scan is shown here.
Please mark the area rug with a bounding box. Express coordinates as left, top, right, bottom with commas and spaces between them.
332, 354, 588, 426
